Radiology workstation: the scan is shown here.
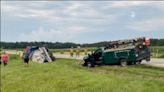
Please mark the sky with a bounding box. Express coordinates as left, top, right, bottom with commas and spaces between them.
1, 1, 164, 43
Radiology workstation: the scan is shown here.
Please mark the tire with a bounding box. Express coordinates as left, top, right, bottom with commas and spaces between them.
136, 60, 142, 64
51, 56, 56, 61
120, 59, 128, 67
128, 62, 133, 65
83, 62, 87, 66
146, 58, 150, 62
87, 62, 95, 67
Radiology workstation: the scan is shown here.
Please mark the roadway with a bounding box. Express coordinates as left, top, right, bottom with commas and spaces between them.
53, 54, 164, 67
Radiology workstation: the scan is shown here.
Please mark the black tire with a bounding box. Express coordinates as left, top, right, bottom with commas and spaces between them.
120, 59, 128, 67
91, 64, 95, 67
87, 62, 95, 67
133, 61, 136, 65
136, 60, 142, 64
146, 58, 150, 62
128, 62, 133, 65
83, 62, 87, 66
51, 56, 56, 61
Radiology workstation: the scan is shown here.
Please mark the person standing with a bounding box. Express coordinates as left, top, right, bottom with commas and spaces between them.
0, 55, 1, 65
1, 52, 9, 66
70, 47, 74, 57
84, 48, 88, 55
76, 46, 80, 57
17, 51, 23, 59
23, 46, 31, 66
76, 49, 79, 57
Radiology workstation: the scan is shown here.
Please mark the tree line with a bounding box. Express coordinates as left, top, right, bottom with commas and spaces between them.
0, 39, 164, 49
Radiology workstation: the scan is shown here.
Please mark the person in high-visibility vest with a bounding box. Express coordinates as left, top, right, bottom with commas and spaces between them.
70, 47, 74, 57
17, 51, 23, 59
84, 48, 88, 55
76, 49, 80, 57
76, 46, 80, 57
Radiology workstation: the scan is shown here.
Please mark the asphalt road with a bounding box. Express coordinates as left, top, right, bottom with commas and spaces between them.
141, 59, 164, 67
53, 54, 164, 67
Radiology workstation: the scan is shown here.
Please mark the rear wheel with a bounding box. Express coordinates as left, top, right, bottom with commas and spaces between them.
136, 60, 142, 64
120, 59, 128, 67
146, 58, 150, 62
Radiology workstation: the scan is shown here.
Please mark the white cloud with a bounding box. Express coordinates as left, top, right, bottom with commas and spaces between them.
2, 1, 164, 42
129, 18, 164, 32
109, 1, 157, 8
1, 1, 121, 21
1, 1, 59, 19
18, 26, 89, 42
130, 11, 136, 18
1, 1, 21, 12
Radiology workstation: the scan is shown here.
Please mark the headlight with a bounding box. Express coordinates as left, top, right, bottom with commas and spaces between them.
135, 54, 138, 57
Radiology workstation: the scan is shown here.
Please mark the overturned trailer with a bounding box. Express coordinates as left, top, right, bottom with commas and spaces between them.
25, 46, 55, 63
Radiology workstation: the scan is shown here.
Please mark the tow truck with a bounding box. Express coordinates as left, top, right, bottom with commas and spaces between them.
83, 37, 151, 67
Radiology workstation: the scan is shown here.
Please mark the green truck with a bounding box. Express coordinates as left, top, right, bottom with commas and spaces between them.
83, 37, 151, 67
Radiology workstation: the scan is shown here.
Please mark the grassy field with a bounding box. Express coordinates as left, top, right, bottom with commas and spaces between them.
1, 55, 164, 92
150, 46, 164, 58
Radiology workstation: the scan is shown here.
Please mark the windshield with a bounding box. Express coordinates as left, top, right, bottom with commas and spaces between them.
93, 49, 102, 54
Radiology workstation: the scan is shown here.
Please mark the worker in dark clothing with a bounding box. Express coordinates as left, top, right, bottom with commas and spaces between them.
23, 46, 31, 66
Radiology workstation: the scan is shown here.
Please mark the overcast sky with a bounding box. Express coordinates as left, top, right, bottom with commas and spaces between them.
1, 1, 164, 43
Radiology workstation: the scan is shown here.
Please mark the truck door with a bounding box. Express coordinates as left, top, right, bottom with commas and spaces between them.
102, 51, 117, 64
115, 50, 130, 61
93, 49, 102, 62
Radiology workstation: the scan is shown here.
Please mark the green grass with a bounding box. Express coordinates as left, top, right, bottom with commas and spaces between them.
1, 55, 164, 92
150, 46, 164, 58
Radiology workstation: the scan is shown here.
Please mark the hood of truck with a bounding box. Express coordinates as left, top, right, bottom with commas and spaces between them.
83, 55, 89, 60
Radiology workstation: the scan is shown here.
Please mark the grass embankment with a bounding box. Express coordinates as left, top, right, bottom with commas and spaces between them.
1, 55, 164, 92
150, 46, 164, 58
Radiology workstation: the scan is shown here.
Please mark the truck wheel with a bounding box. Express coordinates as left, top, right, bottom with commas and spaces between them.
146, 58, 150, 62
120, 59, 128, 67
83, 62, 87, 66
87, 62, 95, 67
128, 62, 133, 65
91, 63, 95, 67
136, 60, 142, 64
